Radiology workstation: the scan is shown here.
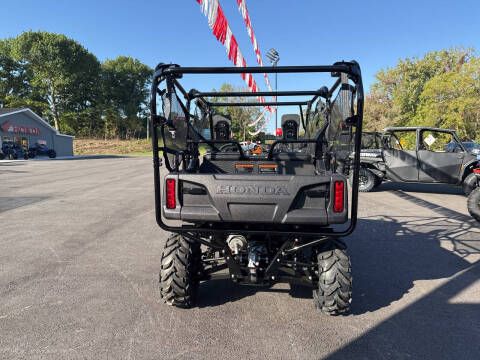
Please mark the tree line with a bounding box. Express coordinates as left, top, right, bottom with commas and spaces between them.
207, 83, 266, 141
0, 31, 152, 139
1, 33, 478, 142
364, 48, 480, 141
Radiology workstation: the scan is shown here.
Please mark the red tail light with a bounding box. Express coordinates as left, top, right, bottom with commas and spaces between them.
474, 168, 480, 174
333, 181, 345, 213
166, 178, 176, 209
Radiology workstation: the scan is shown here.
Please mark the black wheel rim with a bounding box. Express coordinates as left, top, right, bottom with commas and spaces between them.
359, 170, 368, 186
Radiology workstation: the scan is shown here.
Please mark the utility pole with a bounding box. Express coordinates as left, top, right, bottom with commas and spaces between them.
266, 48, 280, 136
146, 116, 149, 140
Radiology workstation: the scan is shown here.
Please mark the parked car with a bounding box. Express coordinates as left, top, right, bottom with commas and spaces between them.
14, 143, 29, 159
356, 127, 480, 194
28, 143, 56, 158
451, 141, 480, 155
1, 142, 28, 160
2, 142, 16, 159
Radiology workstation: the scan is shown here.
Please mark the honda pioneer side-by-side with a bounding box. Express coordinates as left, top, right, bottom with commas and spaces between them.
355, 127, 480, 194
150, 62, 364, 314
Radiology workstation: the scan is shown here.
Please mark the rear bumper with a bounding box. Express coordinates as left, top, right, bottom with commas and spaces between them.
162, 173, 348, 226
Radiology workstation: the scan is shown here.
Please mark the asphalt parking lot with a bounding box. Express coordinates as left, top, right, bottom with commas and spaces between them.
1, 157, 479, 359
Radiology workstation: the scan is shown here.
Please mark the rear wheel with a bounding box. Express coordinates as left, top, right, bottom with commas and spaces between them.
159, 233, 201, 308
48, 150, 56, 158
357, 167, 376, 192
313, 240, 352, 315
463, 173, 478, 196
467, 187, 480, 222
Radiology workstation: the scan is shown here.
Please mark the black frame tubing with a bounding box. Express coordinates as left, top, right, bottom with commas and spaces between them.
191, 90, 328, 98
206, 101, 309, 107
150, 62, 364, 240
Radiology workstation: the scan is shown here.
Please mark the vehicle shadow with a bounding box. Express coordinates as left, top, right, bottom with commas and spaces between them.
0, 196, 50, 213
199, 191, 479, 316
51, 155, 131, 161
0, 162, 26, 167
378, 181, 464, 195
197, 278, 312, 308
351, 190, 478, 314
348, 218, 477, 315
326, 190, 480, 358
328, 262, 479, 359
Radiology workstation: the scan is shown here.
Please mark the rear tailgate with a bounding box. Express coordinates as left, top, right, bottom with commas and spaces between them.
162, 174, 348, 225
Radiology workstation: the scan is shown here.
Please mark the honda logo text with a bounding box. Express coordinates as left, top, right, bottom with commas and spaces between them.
216, 185, 290, 195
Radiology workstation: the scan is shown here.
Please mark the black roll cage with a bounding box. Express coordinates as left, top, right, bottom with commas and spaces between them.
150, 62, 364, 239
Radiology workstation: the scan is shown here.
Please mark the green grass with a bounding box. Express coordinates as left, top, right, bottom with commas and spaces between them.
74, 138, 152, 156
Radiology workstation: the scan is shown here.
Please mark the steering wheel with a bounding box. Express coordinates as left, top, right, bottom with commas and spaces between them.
218, 143, 239, 152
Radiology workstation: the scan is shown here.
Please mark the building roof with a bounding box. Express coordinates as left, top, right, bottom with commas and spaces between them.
0, 108, 73, 138
0, 108, 25, 115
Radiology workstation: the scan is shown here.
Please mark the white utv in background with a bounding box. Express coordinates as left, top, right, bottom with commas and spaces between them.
356, 127, 480, 194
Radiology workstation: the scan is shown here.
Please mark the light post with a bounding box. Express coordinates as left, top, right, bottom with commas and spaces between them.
266, 48, 280, 135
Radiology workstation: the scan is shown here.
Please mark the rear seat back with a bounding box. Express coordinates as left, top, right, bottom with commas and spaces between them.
199, 152, 242, 173
199, 151, 315, 175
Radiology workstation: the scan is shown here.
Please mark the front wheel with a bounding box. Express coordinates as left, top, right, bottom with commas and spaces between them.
463, 173, 478, 196
159, 233, 202, 308
313, 240, 352, 315
468, 187, 480, 222
48, 150, 56, 158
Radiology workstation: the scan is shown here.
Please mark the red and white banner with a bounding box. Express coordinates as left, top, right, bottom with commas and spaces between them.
196, 0, 267, 105
236, 0, 273, 93
236, 0, 275, 131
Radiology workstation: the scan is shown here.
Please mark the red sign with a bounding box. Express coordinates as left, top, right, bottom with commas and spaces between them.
275, 128, 283, 137
1, 120, 40, 136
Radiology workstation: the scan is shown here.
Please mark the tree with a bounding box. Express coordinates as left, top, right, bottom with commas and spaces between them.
10, 31, 101, 131
209, 83, 265, 141
0, 39, 27, 102
364, 49, 475, 130
101, 56, 152, 139
416, 58, 480, 140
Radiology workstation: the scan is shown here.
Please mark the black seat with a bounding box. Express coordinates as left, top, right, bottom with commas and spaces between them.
200, 152, 242, 173
271, 152, 312, 162
203, 152, 242, 161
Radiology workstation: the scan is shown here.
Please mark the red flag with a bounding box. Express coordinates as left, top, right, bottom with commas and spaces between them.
212, 6, 227, 43
228, 36, 238, 64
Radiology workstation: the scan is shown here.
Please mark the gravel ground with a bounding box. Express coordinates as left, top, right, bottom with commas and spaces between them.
0, 158, 479, 359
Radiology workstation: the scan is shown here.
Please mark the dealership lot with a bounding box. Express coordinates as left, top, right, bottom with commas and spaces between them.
1, 158, 479, 359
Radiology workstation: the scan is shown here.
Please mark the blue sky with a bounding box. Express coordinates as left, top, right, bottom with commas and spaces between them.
1, 0, 479, 131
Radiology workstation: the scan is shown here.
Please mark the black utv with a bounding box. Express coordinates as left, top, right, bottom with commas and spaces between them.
150, 62, 364, 314
1, 142, 28, 160
28, 143, 56, 158
356, 127, 480, 194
